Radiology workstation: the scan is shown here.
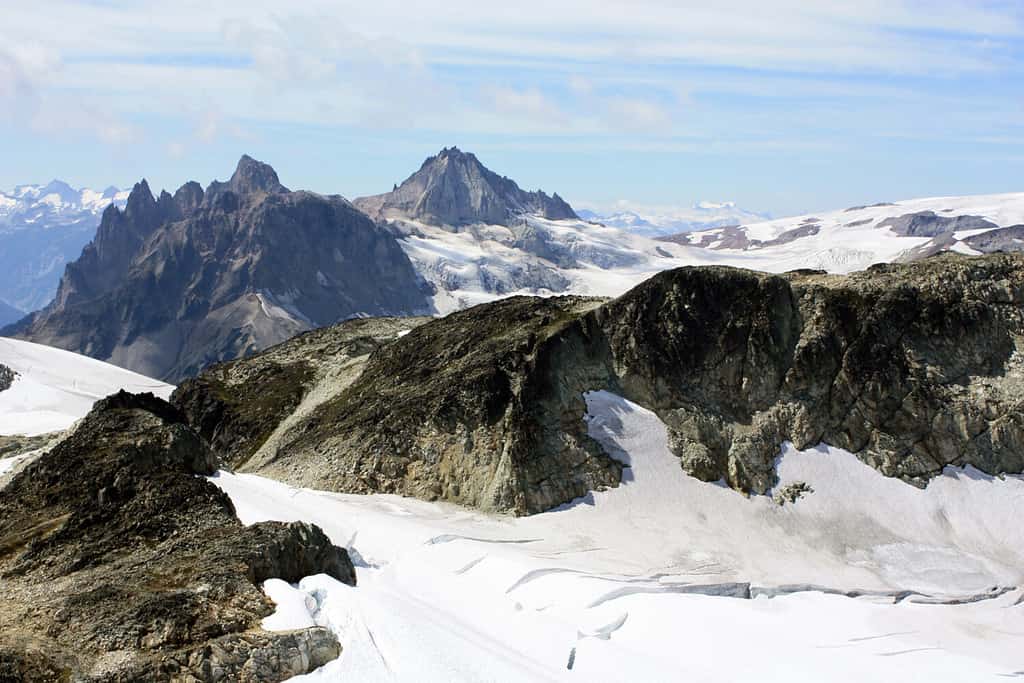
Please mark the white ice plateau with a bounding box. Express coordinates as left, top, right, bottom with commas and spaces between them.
391, 192, 1024, 316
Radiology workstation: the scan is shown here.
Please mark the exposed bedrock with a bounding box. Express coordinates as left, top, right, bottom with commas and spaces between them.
0, 363, 14, 392
0, 391, 354, 681
176, 253, 1024, 514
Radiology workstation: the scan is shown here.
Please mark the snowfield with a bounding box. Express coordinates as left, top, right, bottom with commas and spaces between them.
578, 201, 770, 237
0, 337, 174, 436
213, 391, 1024, 682
684, 191, 1024, 273
390, 192, 1024, 316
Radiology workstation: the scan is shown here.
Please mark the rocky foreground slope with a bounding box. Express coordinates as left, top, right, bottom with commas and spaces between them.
5, 156, 429, 382
174, 252, 1024, 514
0, 392, 354, 681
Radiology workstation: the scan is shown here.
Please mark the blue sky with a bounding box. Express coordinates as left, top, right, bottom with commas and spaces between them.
1, 1, 1022, 217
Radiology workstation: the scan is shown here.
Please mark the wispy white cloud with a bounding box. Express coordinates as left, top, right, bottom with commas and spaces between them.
0, 0, 1019, 144
0, 0, 1021, 215
604, 97, 673, 132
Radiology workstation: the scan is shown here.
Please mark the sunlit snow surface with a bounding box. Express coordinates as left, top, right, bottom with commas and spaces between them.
0, 337, 174, 435
393, 193, 1024, 316
213, 391, 1024, 681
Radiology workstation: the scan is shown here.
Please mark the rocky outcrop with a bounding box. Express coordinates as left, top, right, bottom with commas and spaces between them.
592, 253, 1024, 492
354, 146, 577, 227
0, 391, 354, 681
173, 316, 431, 470
963, 224, 1024, 253
4, 156, 430, 382
878, 210, 997, 237
175, 253, 1024, 514
0, 363, 14, 392
175, 297, 620, 513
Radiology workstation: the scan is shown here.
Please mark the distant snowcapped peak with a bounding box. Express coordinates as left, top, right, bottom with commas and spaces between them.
578, 201, 769, 237
0, 181, 127, 223
695, 200, 737, 210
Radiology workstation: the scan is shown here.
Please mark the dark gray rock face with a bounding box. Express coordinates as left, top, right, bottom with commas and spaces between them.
878, 210, 997, 237
0, 391, 353, 681
354, 146, 577, 227
175, 253, 1024, 515
0, 364, 14, 392
592, 255, 1024, 492
4, 156, 430, 382
964, 224, 1024, 253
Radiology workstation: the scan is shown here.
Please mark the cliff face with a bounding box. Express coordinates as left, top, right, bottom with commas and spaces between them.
593, 256, 1024, 492
354, 147, 577, 227
175, 253, 1024, 514
5, 156, 430, 382
0, 391, 354, 681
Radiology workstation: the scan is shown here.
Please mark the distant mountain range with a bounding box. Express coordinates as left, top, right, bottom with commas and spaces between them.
662, 193, 1024, 273
4, 148, 1023, 383
0, 181, 128, 314
578, 202, 770, 237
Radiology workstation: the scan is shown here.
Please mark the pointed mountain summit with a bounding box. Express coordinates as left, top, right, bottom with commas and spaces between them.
354, 146, 577, 226
208, 154, 289, 197
5, 155, 429, 381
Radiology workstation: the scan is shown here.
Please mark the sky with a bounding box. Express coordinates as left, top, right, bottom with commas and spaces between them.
1, 0, 1022, 218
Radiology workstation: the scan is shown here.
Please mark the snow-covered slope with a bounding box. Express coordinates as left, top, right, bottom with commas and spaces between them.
0, 181, 127, 313
578, 201, 769, 237
392, 192, 1024, 314
391, 214, 763, 314
1, 181, 128, 222
0, 337, 173, 436
212, 391, 1024, 681
672, 191, 1024, 274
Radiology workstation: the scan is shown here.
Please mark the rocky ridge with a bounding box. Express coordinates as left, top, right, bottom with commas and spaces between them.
0, 391, 354, 681
175, 252, 1024, 514
4, 156, 429, 382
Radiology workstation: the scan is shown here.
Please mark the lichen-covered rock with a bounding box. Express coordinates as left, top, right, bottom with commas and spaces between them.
158, 627, 340, 683
0, 391, 354, 681
595, 254, 1024, 492
173, 317, 429, 470
176, 253, 1024, 514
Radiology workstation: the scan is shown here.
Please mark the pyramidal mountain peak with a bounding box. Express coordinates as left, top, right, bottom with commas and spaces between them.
227, 154, 288, 195
354, 146, 577, 226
